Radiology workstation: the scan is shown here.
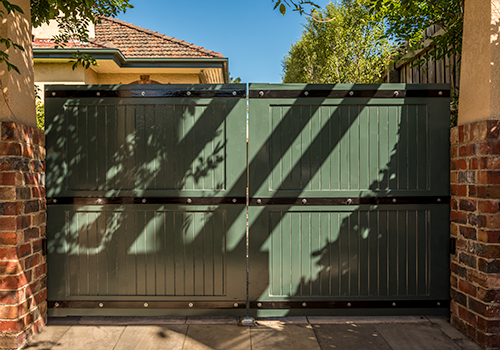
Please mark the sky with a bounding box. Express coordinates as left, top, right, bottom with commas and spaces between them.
117, 0, 331, 84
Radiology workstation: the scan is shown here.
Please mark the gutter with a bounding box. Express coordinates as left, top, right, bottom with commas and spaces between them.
33, 48, 229, 72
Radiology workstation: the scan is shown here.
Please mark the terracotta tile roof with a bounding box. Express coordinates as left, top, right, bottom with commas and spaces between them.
33, 16, 224, 59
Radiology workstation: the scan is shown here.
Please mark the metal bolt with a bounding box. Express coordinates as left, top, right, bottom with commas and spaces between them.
232, 91, 237, 96
302, 302, 307, 307
259, 91, 264, 97
186, 91, 192, 96
302, 198, 307, 204
234, 303, 238, 307
53, 199, 57, 203
97, 199, 102, 204
349, 91, 354, 96
394, 91, 399, 97
52, 92, 56, 96
96, 92, 101, 97
304, 91, 309, 96
257, 303, 262, 308
99, 303, 103, 308
347, 302, 352, 307
257, 199, 262, 204
144, 303, 149, 308
392, 302, 396, 307
189, 303, 194, 308
437, 198, 441, 202
142, 199, 146, 203
437, 302, 441, 306
54, 302, 59, 307
141, 91, 145, 96
392, 198, 397, 203
187, 198, 192, 204
232, 198, 237, 203
438, 91, 443, 96
347, 198, 352, 205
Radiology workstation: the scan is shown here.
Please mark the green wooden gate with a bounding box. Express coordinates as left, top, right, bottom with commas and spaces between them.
45, 83, 450, 317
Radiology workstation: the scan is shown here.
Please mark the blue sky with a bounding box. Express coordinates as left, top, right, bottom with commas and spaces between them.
118, 0, 331, 83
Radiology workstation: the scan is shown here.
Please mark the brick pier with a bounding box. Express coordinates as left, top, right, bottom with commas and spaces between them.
0, 122, 47, 349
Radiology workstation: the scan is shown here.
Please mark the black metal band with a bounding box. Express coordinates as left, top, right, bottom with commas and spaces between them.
250, 300, 448, 309
249, 89, 450, 99
48, 299, 448, 309
46, 89, 246, 99
249, 196, 449, 206
48, 301, 245, 309
47, 197, 246, 205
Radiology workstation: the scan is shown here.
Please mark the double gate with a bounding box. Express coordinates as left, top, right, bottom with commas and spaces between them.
45, 83, 450, 317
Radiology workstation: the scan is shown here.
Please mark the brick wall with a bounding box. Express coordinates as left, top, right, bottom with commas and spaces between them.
450, 120, 500, 349
0, 122, 46, 350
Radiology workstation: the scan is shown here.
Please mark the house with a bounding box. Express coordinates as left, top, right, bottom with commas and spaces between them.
32, 16, 228, 97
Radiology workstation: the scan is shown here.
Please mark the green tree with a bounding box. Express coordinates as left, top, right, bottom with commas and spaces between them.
282, 0, 393, 83
0, 0, 133, 73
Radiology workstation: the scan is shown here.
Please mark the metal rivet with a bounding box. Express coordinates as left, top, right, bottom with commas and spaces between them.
437, 198, 441, 202
394, 91, 399, 97
257, 303, 262, 308
392, 302, 396, 307
302, 198, 307, 204
232, 91, 237, 96
259, 91, 264, 97
54, 302, 59, 307
232, 198, 237, 203
96, 92, 101, 96
349, 91, 354, 96
347, 198, 352, 205
142, 199, 146, 203
347, 302, 352, 307
302, 302, 307, 307
187, 198, 192, 204
438, 91, 443, 96
234, 303, 238, 307
53, 199, 57, 203
141, 91, 145, 96
304, 91, 309, 96
97, 199, 102, 204
186, 91, 191, 96
51, 92, 56, 96
392, 198, 397, 203
189, 303, 194, 308
437, 302, 441, 306
99, 303, 103, 308
257, 199, 262, 204
144, 303, 148, 308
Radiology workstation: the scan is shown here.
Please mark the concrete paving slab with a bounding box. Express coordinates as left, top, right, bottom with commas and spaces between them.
307, 316, 428, 324
426, 317, 483, 350
374, 322, 461, 350
113, 325, 188, 350
78, 316, 187, 325
186, 317, 238, 325
184, 325, 250, 350
256, 317, 309, 325
251, 324, 321, 350
25, 325, 72, 350
47, 317, 81, 325
49, 326, 125, 350
312, 323, 392, 350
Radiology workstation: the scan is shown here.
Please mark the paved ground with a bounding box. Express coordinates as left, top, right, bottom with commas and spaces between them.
25, 316, 482, 350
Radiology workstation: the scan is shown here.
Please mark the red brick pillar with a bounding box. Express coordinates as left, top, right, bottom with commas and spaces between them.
450, 121, 500, 349
0, 122, 46, 349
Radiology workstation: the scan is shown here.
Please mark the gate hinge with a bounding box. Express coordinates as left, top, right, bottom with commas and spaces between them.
450, 237, 456, 255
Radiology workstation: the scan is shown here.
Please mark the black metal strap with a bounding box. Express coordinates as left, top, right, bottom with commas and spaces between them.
47, 197, 246, 205
48, 299, 448, 309
46, 89, 246, 99
249, 196, 449, 206
249, 89, 450, 99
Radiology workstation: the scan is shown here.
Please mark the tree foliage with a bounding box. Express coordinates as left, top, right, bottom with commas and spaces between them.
282, 0, 393, 84
0, 0, 133, 72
